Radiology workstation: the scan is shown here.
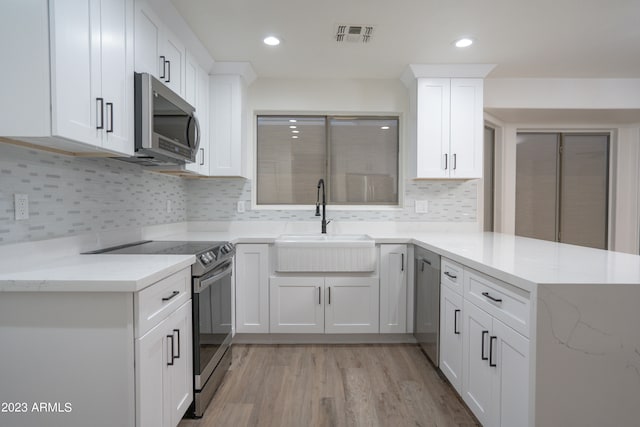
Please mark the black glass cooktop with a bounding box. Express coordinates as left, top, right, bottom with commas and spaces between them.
86, 240, 224, 255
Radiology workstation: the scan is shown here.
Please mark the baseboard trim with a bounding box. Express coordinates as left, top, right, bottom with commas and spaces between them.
232, 333, 416, 345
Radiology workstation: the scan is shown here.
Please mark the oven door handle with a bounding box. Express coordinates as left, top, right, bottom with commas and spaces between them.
195, 260, 233, 293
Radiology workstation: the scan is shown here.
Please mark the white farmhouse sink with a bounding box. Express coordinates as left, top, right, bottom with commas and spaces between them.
275, 234, 376, 272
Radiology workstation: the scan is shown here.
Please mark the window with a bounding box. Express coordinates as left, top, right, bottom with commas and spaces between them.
256, 115, 399, 205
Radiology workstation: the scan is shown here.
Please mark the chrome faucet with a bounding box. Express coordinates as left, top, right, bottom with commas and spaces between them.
315, 178, 329, 234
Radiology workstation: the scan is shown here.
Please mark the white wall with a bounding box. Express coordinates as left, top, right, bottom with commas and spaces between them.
485, 78, 640, 254
485, 78, 640, 109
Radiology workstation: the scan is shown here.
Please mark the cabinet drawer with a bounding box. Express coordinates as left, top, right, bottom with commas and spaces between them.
441, 258, 463, 295
135, 268, 191, 337
464, 268, 530, 337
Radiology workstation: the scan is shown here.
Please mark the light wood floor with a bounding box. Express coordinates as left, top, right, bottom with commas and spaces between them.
179, 344, 479, 427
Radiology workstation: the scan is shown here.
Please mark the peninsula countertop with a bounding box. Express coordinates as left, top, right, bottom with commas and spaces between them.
1, 230, 640, 292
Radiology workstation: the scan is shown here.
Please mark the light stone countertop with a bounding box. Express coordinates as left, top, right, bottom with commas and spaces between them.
0, 254, 195, 292
1, 229, 639, 292
160, 230, 640, 291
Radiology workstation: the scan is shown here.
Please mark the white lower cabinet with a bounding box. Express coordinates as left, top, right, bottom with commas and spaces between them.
325, 277, 380, 333
270, 276, 379, 333
379, 244, 407, 333
269, 277, 324, 333
235, 244, 270, 333
137, 299, 192, 427
439, 284, 463, 393
439, 257, 531, 427
462, 299, 529, 427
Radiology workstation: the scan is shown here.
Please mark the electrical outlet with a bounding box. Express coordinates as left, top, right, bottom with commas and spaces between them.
237, 201, 245, 213
14, 193, 29, 220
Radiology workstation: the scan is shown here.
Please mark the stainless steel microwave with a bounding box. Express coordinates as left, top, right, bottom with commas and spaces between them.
126, 72, 200, 166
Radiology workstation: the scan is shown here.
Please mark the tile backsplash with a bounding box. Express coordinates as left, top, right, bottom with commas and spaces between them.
0, 142, 477, 246
186, 178, 477, 222
0, 143, 187, 245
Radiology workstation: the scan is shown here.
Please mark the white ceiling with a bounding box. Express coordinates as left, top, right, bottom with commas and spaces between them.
171, 0, 640, 80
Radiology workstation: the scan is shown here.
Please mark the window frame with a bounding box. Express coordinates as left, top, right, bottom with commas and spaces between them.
253, 113, 403, 210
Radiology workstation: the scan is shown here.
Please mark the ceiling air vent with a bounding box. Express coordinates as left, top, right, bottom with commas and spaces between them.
335, 24, 375, 43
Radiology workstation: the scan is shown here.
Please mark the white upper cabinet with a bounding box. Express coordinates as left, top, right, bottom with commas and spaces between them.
0, 0, 134, 156
414, 78, 483, 179
208, 63, 255, 177
134, 1, 185, 97
184, 52, 210, 176
209, 74, 246, 177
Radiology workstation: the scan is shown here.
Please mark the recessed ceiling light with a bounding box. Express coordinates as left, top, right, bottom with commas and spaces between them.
292, 135, 298, 139
380, 126, 390, 130
289, 119, 297, 123
454, 38, 474, 48
263, 36, 280, 46
292, 130, 300, 133
289, 125, 297, 129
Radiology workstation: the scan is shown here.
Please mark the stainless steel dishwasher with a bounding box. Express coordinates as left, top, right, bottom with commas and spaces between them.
414, 247, 441, 366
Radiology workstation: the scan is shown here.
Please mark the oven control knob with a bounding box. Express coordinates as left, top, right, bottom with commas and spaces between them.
210, 251, 217, 260
220, 246, 228, 254
200, 254, 209, 264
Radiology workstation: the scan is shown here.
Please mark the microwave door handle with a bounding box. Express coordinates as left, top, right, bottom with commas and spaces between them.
193, 113, 200, 148
186, 113, 201, 153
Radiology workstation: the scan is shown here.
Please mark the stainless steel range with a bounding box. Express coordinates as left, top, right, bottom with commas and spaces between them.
87, 240, 235, 418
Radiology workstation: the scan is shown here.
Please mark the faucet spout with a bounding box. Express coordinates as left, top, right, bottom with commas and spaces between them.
316, 179, 328, 233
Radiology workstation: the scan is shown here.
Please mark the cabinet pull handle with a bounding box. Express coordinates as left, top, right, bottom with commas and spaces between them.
481, 330, 489, 360
489, 336, 497, 367
159, 56, 166, 79
482, 291, 503, 303
328, 286, 331, 304
106, 102, 114, 133
453, 153, 457, 170
162, 290, 179, 302
173, 329, 181, 359
318, 286, 321, 305
166, 60, 171, 83
419, 258, 431, 272
96, 98, 104, 130
167, 334, 175, 366
401, 253, 404, 271
444, 271, 457, 280
199, 148, 205, 165
454, 309, 460, 334
444, 153, 448, 170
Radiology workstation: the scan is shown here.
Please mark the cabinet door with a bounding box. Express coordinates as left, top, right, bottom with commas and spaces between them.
325, 277, 379, 333
134, 1, 162, 77
161, 31, 185, 96
49, 0, 102, 147
379, 244, 407, 333
449, 78, 483, 179
235, 244, 269, 333
136, 316, 167, 427
270, 277, 324, 333
165, 301, 193, 426
462, 299, 494, 426
100, 0, 134, 155
416, 78, 450, 178
185, 54, 209, 175
209, 74, 244, 176
492, 318, 530, 427
439, 285, 463, 393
